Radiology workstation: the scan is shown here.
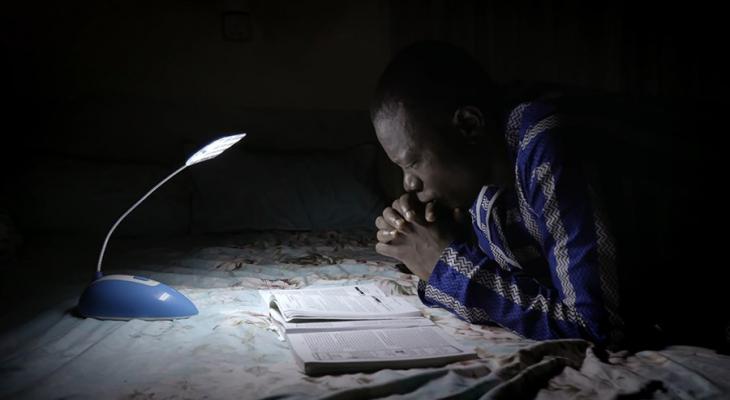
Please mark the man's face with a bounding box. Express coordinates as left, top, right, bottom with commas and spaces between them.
373, 103, 486, 210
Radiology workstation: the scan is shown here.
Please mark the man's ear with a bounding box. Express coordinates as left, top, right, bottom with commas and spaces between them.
451, 106, 485, 144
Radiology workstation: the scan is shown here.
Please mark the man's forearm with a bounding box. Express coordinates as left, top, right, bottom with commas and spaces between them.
418, 240, 605, 344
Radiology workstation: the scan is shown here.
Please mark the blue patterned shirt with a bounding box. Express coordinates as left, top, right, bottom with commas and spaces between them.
417, 101, 624, 347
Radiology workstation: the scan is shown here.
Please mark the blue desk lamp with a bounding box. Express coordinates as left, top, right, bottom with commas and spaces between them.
77, 133, 247, 320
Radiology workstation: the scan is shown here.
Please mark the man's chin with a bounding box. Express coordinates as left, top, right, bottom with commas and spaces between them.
435, 198, 465, 212
418, 194, 468, 211
451, 197, 476, 211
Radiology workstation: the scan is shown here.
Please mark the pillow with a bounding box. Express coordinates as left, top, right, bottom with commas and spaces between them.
190, 144, 385, 232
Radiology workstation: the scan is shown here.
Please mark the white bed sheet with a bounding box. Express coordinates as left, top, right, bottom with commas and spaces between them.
1, 231, 728, 399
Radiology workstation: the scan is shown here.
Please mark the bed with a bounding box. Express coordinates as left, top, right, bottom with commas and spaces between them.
1, 229, 729, 400
2, 98, 728, 398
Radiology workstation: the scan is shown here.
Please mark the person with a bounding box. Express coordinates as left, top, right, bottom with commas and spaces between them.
371, 41, 625, 348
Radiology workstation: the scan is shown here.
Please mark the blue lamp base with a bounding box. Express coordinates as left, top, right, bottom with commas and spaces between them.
77, 274, 199, 320
80, 135, 245, 320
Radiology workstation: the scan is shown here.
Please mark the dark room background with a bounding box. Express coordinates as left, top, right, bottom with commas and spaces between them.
0, 1, 721, 318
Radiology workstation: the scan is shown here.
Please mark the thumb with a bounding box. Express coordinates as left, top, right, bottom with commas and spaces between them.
425, 202, 437, 222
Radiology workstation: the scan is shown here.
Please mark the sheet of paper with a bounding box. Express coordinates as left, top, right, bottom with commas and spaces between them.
289, 326, 473, 363
259, 284, 383, 306
270, 307, 435, 333
263, 285, 421, 321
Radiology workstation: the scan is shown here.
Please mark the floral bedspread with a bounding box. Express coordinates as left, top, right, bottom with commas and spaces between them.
1, 230, 728, 399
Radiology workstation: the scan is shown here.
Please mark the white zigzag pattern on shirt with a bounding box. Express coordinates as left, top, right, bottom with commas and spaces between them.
520, 114, 559, 151
515, 172, 543, 244
420, 281, 491, 323
505, 102, 543, 244
474, 191, 512, 271
532, 162, 578, 313
490, 203, 522, 269
438, 247, 582, 325
592, 199, 625, 345
505, 102, 530, 151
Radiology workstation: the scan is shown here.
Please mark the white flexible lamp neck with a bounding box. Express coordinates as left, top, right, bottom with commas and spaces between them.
95, 164, 189, 277
94, 133, 246, 279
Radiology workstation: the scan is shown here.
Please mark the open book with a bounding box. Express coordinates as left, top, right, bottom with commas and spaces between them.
262, 284, 477, 375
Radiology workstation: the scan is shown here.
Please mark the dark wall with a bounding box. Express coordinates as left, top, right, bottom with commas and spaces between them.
1, 1, 721, 240
4, 0, 389, 110
388, 0, 721, 99
3, 0, 390, 161
1, 0, 394, 239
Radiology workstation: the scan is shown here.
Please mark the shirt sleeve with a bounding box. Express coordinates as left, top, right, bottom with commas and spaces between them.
417, 239, 598, 342
418, 103, 622, 346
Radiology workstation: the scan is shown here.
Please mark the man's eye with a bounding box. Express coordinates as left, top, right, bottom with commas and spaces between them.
406, 161, 418, 169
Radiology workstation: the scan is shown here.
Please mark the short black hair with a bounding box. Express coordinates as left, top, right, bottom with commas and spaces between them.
370, 41, 494, 122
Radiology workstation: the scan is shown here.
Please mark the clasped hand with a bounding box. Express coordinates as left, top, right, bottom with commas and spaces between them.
375, 194, 469, 280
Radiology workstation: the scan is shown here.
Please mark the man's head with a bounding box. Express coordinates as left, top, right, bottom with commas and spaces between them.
371, 41, 504, 210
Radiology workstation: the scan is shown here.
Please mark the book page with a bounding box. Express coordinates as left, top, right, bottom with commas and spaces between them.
265, 285, 421, 321
288, 326, 474, 364
259, 284, 384, 308
262, 284, 386, 301
270, 307, 435, 334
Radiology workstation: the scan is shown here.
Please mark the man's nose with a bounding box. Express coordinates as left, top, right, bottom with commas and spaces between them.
403, 173, 423, 193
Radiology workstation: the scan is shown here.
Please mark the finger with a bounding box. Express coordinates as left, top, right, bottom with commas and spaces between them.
392, 199, 404, 218
383, 207, 406, 231
425, 201, 437, 222
375, 216, 393, 231
398, 193, 418, 222
375, 242, 400, 259
377, 229, 397, 243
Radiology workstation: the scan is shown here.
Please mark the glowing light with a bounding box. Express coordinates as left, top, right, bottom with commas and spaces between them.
186, 133, 247, 166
